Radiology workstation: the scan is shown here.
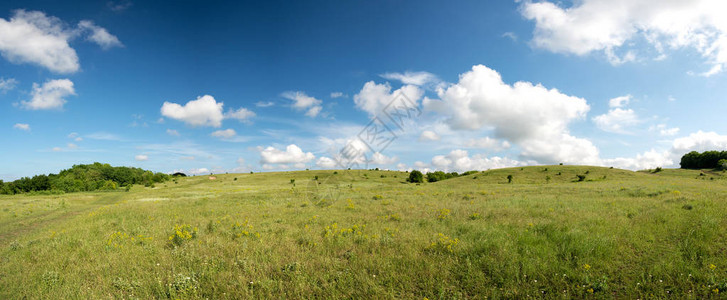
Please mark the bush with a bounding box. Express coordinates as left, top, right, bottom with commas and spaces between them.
507, 175, 513, 183
576, 175, 587, 182
407, 170, 424, 183
718, 159, 727, 170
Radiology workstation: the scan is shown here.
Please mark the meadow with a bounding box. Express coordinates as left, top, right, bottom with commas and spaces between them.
1, 165, 726, 298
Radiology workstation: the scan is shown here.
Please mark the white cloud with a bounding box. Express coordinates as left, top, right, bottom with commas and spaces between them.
67, 143, 77, 149
602, 130, 727, 170
521, 0, 727, 75
0, 10, 78, 73
380, 71, 440, 87
603, 149, 673, 170
672, 131, 727, 154
463, 137, 511, 151
316, 156, 337, 169
68, 132, 83, 141
13, 123, 30, 131
166, 129, 180, 136
188, 168, 210, 175
281, 91, 323, 117
593, 108, 640, 134
86, 132, 123, 141
353, 81, 423, 116
649, 124, 680, 136
0, 77, 17, 93
419, 130, 440, 142
305, 105, 322, 118
255, 101, 274, 107
259, 144, 315, 166
0, 10, 121, 73
370, 152, 398, 165
107, 1, 133, 12
225, 107, 255, 122
502, 32, 518, 41
608, 95, 632, 108
135, 154, 148, 161
161, 95, 224, 127
52, 147, 62, 152
21, 79, 75, 110
210, 129, 236, 139
77, 20, 122, 49
431, 149, 523, 172
424, 64, 598, 165
330, 92, 346, 98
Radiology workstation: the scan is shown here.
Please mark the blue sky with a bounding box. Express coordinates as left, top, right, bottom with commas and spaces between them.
2, 0, 727, 180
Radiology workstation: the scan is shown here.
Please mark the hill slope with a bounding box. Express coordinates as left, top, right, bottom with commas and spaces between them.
1, 167, 726, 298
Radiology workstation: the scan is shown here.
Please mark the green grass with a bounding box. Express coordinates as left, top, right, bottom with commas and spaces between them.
1, 166, 727, 298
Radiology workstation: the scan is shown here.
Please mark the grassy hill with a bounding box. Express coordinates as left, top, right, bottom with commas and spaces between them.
1, 166, 726, 298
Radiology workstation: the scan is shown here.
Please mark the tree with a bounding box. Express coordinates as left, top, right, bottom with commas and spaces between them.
680, 151, 727, 169
0, 163, 170, 195
719, 159, 727, 170
408, 170, 424, 183
507, 175, 513, 183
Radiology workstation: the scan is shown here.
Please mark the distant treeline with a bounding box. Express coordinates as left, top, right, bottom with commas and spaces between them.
425, 170, 479, 182
406, 170, 479, 183
0, 162, 170, 195
680, 151, 727, 170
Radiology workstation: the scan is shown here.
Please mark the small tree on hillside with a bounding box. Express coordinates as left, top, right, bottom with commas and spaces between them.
408, 170, 424, 183
507, 175, 513, 183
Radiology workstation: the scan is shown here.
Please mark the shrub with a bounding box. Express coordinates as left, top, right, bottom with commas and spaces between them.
577, 175, 587, 182
436, 208, 450, 220
507, 175, 513, 183
407, 170, 424, 183
168, 224, 198, 247
427, 233, 459, 253
718, 159, 727, 170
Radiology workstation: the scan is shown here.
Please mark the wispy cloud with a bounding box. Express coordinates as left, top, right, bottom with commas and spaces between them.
86, 132, 125, 141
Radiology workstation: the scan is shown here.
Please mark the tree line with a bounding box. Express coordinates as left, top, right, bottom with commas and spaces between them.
407, 170, 479, 183
680, 151, 727, 170
0, 162, 170, 195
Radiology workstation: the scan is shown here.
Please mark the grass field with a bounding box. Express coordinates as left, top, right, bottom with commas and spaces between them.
1, 166, 726, 298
